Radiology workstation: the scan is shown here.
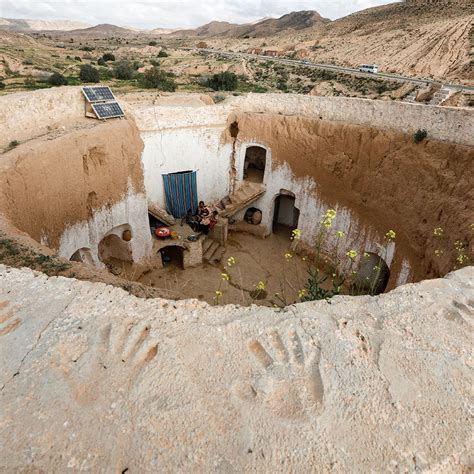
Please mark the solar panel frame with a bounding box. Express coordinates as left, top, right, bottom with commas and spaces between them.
82, 86, 116, 103
91, 101, 125, 120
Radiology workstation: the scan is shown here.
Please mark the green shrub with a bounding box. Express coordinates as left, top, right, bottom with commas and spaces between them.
102, 52, 115, 62
79, 64, 100, 83
48, 72, 68, 86
22, 59, 33, 65
149, 41, 157, 46
97, 57, 106, 66
276, 79, 288, 91
414, 129, 428, 143
139, 66, 176, 91
157, 50, 168, 58
0, 81, 5, 90
8, 140, 19, 149
206, 71, 238, 91
99, 67, 113, 80
113, 61, 135, 80
24, 77, 37, 88
74, 56, 82, 62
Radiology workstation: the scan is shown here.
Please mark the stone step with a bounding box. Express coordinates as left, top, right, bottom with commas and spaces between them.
221, 183, 266, 218
202, 238, 214, 254
203, 240, 220, 262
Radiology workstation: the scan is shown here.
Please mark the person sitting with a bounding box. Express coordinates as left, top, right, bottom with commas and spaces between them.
184, 209, 200, 232
199, 207, 211, 234
209, 210, 219, 231
196, 201, 210, 220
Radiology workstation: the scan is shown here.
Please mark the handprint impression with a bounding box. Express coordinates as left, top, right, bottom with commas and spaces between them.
237, 329, 325, 421
62, 321, 158, 406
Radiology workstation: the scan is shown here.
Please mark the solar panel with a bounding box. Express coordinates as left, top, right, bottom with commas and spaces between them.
91, 101, 124, 120
82, 86, 116, 103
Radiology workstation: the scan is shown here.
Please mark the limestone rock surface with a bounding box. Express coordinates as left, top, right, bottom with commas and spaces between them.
0, 265, 473, 472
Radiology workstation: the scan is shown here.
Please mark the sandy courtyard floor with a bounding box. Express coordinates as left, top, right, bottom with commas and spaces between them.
132, 228, 310, 306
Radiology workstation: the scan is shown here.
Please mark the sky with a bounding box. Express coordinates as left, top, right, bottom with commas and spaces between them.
0, 0, 400, 29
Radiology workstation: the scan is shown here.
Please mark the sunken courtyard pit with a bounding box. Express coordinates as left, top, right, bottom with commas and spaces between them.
0, 87, 473, 472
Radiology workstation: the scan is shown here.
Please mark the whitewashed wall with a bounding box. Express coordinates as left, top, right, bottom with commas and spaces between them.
141, 127, 232, 209
58, 185, 152, 267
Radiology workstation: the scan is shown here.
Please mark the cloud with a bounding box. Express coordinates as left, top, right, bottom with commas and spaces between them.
1, 0, 399, 29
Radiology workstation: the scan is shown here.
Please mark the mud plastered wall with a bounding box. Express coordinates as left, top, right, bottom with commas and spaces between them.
0, 118, 152, 264
231, 112, 473, 281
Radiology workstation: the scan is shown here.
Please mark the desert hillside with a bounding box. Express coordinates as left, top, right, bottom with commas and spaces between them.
199, 1, 473, 81
298, 0, 474, 81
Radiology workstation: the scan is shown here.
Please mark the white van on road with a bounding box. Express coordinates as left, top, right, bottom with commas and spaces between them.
359, 64, 379, 73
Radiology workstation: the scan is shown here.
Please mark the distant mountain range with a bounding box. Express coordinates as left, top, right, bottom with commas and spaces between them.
0, 18, 91, 31
0, 11, 330, 37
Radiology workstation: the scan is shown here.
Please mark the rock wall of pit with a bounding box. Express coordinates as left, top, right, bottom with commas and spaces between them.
0, 88, 151, 262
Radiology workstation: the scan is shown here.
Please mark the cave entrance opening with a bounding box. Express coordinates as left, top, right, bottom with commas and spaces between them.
159, 245, 184, 269
273, 191, 300, 237
243, 146, 266, 183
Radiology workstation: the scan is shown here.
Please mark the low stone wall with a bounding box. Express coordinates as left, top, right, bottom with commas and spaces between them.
232, 94, 474, 146
0, 87, 86, 149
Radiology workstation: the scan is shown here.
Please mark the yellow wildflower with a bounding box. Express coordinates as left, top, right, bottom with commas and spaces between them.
291, 229, 301, 240
215, 290, 223, 297
256, 281, 265, 291
221, 273, 230, 281
284, 252, 293, 261
385, 230, 396, 240
227, 256, 236, 266
337, 230, 345, 238
346, 249, 357, 260
298, 289, 306, 299
433, 227, 444, 237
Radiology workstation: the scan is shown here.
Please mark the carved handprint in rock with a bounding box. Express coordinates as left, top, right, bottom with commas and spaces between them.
61, 321, 158, 405
234, 329, 325, 420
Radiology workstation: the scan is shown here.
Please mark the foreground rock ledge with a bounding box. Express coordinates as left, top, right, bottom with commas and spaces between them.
0, 265, 472, 472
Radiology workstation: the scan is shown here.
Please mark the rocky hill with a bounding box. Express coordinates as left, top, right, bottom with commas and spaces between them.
172, 11, 330, 38
201, 1, 473, 81
54, 23, 139, 38
292, 0, 474, 81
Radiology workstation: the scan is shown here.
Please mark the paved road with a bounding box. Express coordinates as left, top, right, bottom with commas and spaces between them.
195, 48, 474, 93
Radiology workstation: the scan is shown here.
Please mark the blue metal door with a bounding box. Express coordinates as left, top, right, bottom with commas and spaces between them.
162, 170, 198, 218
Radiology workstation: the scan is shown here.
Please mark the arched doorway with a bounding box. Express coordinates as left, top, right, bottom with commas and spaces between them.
243, 146, 266, 183
98, 234, 133, 264
273, 191, 300, 236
